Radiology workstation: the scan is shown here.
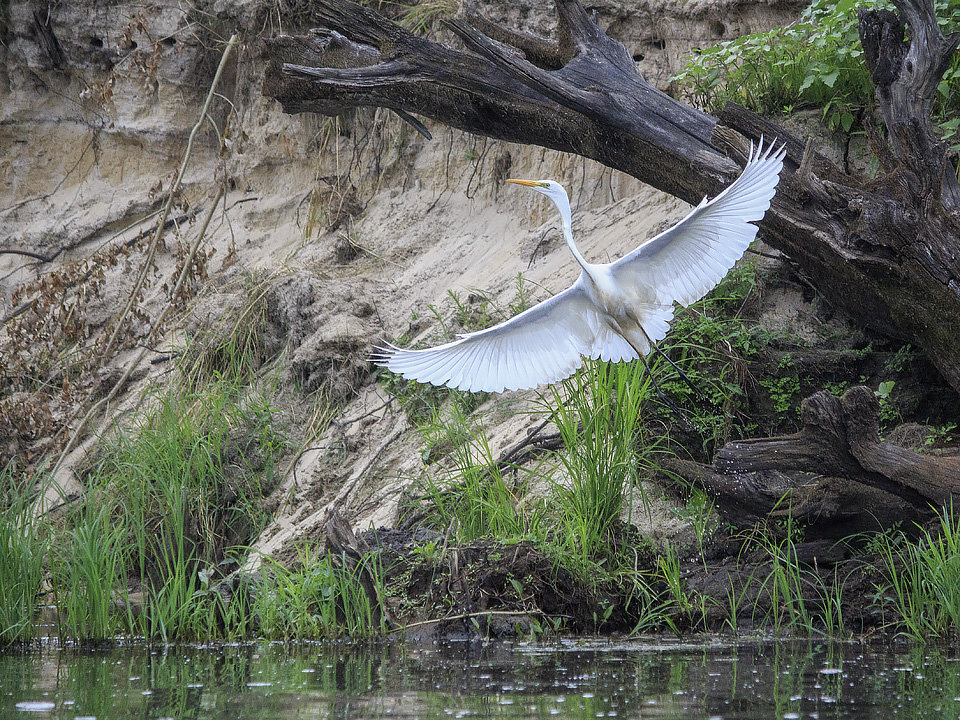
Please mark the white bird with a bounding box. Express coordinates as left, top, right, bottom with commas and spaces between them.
372, 141, 786, 394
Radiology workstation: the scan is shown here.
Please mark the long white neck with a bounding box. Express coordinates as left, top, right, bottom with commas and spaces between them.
552, 191, 592, 275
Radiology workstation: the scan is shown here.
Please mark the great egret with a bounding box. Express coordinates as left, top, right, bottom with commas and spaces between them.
373, 141, 786, 393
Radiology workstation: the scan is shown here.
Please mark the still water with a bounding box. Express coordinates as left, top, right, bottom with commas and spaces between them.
1, 638, 959, 719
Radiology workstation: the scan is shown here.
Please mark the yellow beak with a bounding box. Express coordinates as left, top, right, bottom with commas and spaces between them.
506, 179, 542, 188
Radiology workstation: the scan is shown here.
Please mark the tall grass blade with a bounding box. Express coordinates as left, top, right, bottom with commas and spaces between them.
0, 481, 45, 646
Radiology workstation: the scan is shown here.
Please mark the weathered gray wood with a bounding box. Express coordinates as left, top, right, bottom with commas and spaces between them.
662, 457, 924, 536
264, 0, 736, 202
859, 0, 960, 207
665, 386, 960, 532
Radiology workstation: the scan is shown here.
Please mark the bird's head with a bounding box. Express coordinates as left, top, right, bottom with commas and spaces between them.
507, 178, 568, 205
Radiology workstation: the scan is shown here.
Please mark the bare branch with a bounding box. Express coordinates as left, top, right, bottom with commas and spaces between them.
458, 0, 571, 69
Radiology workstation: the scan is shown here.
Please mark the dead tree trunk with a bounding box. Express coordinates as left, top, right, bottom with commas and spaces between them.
262, 0, 960, 526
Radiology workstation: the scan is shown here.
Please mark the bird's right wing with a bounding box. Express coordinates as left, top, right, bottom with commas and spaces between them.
610, 141, 785, 308
372, 279, 635, 393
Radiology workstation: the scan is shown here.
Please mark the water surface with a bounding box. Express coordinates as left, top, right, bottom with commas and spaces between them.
1, 637, 958, 719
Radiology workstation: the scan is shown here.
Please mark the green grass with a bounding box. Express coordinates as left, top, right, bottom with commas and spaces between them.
180, 274, 271, 388
657, 542, 696, 622
412, 353, 659, 568
52, 500, 128, 642
638, 514, 848, 637
26, 287, 402, 644
874, 502, 960, 640
60, 375, 285, 642
738, 513, 848, 637
255, 548, 388, 639
756, 524, 813, 633
50, 356, 389, 643
0, 480, 46, 646
549, 359, 654, 567
408, 354, 672, 630
419, 407, 541, 542
676, 487, 716, 551
675, 0, 960, 146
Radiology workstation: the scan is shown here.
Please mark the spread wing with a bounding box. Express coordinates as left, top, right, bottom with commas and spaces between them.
372, 278, 637, 393
610, 140, 786, 307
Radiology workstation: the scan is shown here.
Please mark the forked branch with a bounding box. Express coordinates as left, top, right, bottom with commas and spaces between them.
666, 386, 960, 534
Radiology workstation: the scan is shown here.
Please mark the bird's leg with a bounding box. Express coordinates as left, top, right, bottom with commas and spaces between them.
621, 336, 696, 428
636, 325, 714, 407
638, 354, 692, 420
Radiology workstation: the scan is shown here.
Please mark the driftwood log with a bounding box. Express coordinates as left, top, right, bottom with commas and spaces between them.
263, 0, 960, 527
665, 386, 960, 535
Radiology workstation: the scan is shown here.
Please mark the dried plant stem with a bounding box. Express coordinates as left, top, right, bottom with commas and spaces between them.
146, 185, 224, 343
52, 184, 225, 479
51, 34, 237, 479
388, 609, 571, 634
100, 34, 237, 358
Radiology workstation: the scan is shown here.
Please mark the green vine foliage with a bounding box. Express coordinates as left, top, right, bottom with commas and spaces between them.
674, 0, 960, 151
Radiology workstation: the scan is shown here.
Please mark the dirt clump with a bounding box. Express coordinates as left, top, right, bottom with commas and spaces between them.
356, 526, 660, 638
265, 272, 375, 402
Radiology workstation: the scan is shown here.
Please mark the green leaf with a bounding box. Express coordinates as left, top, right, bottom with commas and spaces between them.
821, 70, 839, 88
841, 111, 855, 132
877, 380, 896, 400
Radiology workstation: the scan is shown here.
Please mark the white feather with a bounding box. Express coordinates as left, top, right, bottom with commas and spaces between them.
372, 279, 604, 393
610, 141, 786, 307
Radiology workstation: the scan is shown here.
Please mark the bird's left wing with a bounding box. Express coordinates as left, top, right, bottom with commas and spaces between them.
610, 141, 786, 308
372, 279, 629, 393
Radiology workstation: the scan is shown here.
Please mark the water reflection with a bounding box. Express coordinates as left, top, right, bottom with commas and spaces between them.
0, 638, 958, 719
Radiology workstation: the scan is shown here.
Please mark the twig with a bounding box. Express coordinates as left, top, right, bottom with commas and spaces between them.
146, 184, 224, 343
100, 34, 237, 358
388, 609, 572, 634
331, 396, 395, 427
225, 196, 259, 210
0, 212, 192, 328
798, 136, 816, 188
496, 419, 556, 468
291, 443, 342, 490
392, 109, 432, 139
331, 417, 407, 510
149, 352, 178, 365
0, 136, 95, 216
0, 249, 56, 262
744, 248, 781, 261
